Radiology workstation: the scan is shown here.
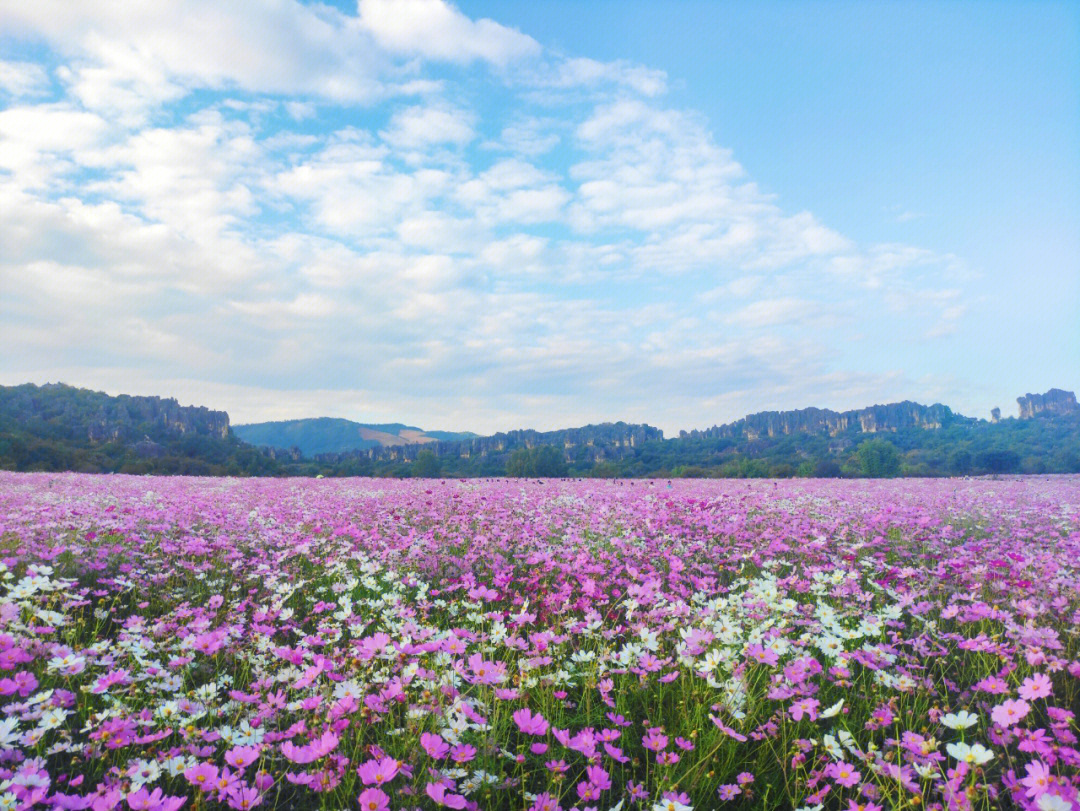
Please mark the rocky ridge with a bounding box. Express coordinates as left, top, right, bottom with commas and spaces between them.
1017, 389, 1080, 419
681, 400, 967, 441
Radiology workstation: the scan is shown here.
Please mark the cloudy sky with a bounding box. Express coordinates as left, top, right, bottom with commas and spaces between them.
1, 0, 1077, 434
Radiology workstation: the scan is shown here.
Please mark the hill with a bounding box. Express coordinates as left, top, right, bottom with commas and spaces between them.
0, 382, 279, 475
2, 381, 1079, 478
233, 418, 476, 457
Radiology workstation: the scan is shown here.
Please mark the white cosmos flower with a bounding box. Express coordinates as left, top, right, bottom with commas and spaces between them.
941, 710, 979, 730
651, 799, 692, 811
946, 742, 993, 765
1037, 794, 1073, 811
820, 699, 844, 718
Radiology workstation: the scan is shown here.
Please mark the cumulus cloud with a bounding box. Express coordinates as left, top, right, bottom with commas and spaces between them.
356, 0, 540, 65
0, 60, 51, 97
0, 0, 972, 433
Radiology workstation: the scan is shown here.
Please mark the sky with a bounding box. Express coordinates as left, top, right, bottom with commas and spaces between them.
1, 0, 1077, 435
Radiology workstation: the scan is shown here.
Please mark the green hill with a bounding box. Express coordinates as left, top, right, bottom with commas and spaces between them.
233, 417, 476, 457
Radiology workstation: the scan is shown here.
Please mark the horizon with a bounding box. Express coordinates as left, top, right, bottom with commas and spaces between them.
2, 1, 1078, 435
7, 378, 1073, 438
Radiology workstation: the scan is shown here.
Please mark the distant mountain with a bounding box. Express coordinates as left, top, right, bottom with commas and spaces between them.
680, 400, 969, 441
0, 382, 230, 443
333, 421, 664, 464
2, 382, 1078, 478
0, 382, 281, 475
233, 417, 477, 457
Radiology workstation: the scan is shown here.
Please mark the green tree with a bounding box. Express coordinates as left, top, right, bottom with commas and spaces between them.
412, 449, 441, 478
857, 438, 901, 477
505, 448, 532, 477
531, 445, 568, 477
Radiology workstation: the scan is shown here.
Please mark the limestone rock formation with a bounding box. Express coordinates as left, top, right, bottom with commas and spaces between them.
682, 401, 967, 441
1017, 389, 1080, 419
0, 383, 230, 444
326, 422, 663, 464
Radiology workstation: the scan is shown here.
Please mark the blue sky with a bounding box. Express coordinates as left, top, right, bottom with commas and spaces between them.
1, 0, 1077, 433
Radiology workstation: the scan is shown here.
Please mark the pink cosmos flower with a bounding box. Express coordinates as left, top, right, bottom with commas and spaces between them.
281, 730, 339, 763
641, 729, 668, 752
420, 732, 450, 759
226, 786, 262, 810
529, 793, 561, 811
185, 763, 219, 791
709, 715, 748, 742
450, 743, 477, 763
790, 698, 820, 722
576, 782, 601, 803
212, 768, 242, 800
467, 653, 506, 685
513, 707, 549, 736
224, 746, 260, 770
586, 765, 611, 791
356, 787, 390, 811
357, 757, 399, 786
426, 783, 467, 809
190, 631, 225, 656
90, 668, 130, 694
746, 644, 779, 666
126, 788, 186, 811
974, 676, 1010, 694
991, 699, 1031, 727
828, 761, 861, 788
1021, 761, 1052, 798
1019, 673, 1052, 701
717, 785, 741, 801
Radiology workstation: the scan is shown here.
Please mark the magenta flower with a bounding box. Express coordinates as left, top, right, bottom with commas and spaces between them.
357, 756, 399, 786
1021, 760, 1052, 798
281, 730, 339, 764
1018, 673, 1052, 701
746, 644, 779, 666
529, 793, 562, 811
450, 743, 477, 763
790, 698, 820, 722
717, 784, 742, 801
420, 732, 450, 759
224, 746, 260, 770
126, 788, 186, 811
426, 783, 467, 809
226, 786, 262, 810
513, 707, 549, 736
828, 761, 861, 788
576, 782, 600, 803
586, 764, 611, 791
991, 698, 1031, 727
90, 668, 130, 694
185, 763, 219, 791
356, 787, 390, 811
642, 729, 669, 752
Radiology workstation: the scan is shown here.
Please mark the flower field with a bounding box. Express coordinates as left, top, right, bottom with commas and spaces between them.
0, 473, 1077, 811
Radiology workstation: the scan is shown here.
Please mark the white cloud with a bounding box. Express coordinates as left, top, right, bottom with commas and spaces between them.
725, 297, 817, 328
0, 60, 51, 97
380, 104, 476, 149
537, 56, 667, 96
356, 0, 540, 65
0, 1, 978, 433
